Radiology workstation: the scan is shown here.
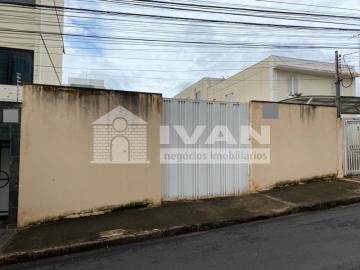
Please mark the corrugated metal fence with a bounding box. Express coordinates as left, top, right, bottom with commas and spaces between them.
343, 119, 360, 176
162, 99, 249, 200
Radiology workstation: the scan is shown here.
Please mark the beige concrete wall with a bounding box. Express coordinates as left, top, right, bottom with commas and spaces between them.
175, 60, 272, 103
208, 61, 271, 102
0, 0, 63, 101
174, 77, 224, 100
18, 85, 162, 226
276, 69, 355, 100
250, 101, 339, 191
174, 79, 206, 100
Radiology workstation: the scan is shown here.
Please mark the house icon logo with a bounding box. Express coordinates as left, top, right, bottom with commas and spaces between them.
91, 106, 149, 164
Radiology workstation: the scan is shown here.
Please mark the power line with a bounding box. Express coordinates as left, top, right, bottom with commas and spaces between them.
1, 19, 354, 41
255, 0, 360, 13
342, 55, 355, 88
2, 27, 360, 49
0, 12, 357, 38
59, 0, 360, 28
1, 32, 358, 50
40, 34, 62, 85
0, 0, 357, 88
71, 0, 360, 17
1, 1, 360, 33
1, 7, 357, 36
57, 0, 360, 21
343, 51, 360, 56
52, 0, 65, 54
0, 38, 340, 54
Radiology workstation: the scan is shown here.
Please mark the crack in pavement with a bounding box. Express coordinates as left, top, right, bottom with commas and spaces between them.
260, 194, 297, 208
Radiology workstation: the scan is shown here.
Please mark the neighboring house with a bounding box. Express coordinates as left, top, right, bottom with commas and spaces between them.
176, 77, 225, 100
0, 0, 64, 102
175, 55, 357, 102
68, 77, 106, 89
0, 0, 63, 221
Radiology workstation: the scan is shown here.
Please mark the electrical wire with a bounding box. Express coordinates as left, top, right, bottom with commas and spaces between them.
1, 1, 360, 33
0, 0, 359, 91
40, 34, 62, 85
342, 56, 355, 88
255, 0, 360, 13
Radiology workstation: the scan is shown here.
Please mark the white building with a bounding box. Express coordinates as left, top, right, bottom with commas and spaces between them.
68, 77, 106, 89
175, 55, 357, 103
0, 0, 64, 102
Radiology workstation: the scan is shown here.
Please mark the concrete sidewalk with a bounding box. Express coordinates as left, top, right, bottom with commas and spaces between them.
2, 178, 360, 265
0, 220, 16, 256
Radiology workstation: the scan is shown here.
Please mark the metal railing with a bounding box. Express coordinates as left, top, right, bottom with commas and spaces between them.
343, 119, 360, 176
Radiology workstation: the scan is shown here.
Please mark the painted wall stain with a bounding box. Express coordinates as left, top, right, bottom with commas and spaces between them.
300, 105, 317, 122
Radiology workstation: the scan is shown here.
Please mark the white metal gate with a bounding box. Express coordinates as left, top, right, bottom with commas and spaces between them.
343, 119, 360, 176
162, 99, 249, 201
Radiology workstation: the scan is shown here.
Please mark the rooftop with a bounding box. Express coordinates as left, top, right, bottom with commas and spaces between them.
265, 55, 358, 78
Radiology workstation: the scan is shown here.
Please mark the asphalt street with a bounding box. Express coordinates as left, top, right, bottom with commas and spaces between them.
4, 203, 360, 270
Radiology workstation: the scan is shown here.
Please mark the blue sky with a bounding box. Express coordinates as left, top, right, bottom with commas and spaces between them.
62, 0, 360, 97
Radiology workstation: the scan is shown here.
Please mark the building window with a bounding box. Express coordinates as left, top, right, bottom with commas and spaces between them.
225, 93, 234, 101
0, 47, 34, 85
195, 91, 201, 100
287, 75, 299, 96
0, 0, 35, 5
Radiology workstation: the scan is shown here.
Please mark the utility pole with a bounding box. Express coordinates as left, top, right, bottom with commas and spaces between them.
335, 51, 341, 118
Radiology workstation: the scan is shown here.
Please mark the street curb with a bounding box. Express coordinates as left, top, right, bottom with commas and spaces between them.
2, 196, 360, 266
